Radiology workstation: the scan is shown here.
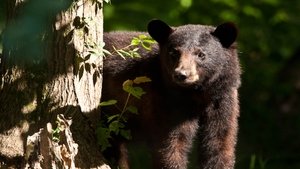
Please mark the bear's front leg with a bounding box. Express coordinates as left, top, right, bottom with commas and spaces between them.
154, 118, 199, 169
198, 89, 239, 169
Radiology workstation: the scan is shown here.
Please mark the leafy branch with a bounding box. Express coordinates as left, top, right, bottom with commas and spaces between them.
92, 35, 155, 151
96, 76, 151, 151
107, 34, 156, 59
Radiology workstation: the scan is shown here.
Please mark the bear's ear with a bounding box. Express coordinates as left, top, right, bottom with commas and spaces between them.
211, 22, 238, 48
147, 19, 173, 44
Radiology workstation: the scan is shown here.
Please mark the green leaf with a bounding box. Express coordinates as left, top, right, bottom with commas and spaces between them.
99, 100, 117, 106
52, 136, 60, 142
129, 50, 141, 58
138, 35, 155, 42
109, 121, 120, 134
122, 79, 147, 99
141, 42, 152, 51
131, 38, 140, 46
96, 127, 112, 151
120, 129, 132, 140
130, 86, 146, 99
126, 105, 138, 114
132, 52, 141, 58
133, 76, 152, 84
113, 46, 126, 59
109, 121, 125, 135
122, 80, 134, 93
102, 48, 112, 57
107, 114, 120, 123
132, 48, 139, 52
118, 49, 132, 57
143, 39, 156, 43
138, 34, 148, 39
138, 35, 156, 51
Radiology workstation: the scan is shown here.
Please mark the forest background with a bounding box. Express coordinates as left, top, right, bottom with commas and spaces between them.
1, 0, 300, 168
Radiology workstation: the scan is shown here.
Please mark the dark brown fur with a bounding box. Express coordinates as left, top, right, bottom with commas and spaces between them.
102, 20, 241, 169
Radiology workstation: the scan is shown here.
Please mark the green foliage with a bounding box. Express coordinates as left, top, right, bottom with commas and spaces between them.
97, 76, 151, 151
99, 99, 118, 106
51, 117, 66, 143
131, 34, 156, 51
52, 126, 61, 142
109, 34, 156, 59
86, 32, 154, 152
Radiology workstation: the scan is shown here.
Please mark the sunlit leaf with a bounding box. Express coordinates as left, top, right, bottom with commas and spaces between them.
118, 49, 132, 57
122, 80, 134, 93
138, 34, 148, 39
99, 99, 117, 106
132, 48, 139, 52
131, 37, 140, 46
113, 46, 126, 59
132, 52, 141, 58
141, 43, 152, 51
133, 76, 152, 84
102, 48, 112, 56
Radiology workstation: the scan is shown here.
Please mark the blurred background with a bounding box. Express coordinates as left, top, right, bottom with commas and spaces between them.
104, 0, 300, 168
1, 0, 300, 168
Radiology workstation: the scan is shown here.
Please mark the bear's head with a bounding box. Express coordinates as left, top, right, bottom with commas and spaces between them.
147, 19, 239, 90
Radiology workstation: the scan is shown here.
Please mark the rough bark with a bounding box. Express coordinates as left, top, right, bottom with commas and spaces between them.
0, 0, 108, 168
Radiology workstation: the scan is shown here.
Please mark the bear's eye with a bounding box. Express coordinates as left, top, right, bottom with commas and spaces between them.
169, 48, 180, 60
196, 51, 206, 60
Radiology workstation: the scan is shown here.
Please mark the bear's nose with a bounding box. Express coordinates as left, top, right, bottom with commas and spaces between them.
174, 71, 187, 81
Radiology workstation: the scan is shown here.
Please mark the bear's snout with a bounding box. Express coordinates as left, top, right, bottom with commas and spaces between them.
173, 63, 199, 85
174, 69, 188, 81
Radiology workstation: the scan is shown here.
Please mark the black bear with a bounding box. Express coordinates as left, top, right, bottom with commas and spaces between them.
102, 19, 241, 169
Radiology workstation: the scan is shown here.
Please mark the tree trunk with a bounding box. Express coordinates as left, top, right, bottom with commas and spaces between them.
0, 0, 109, 168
